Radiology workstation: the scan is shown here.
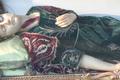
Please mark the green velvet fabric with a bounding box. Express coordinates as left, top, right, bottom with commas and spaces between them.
28, 7, 120, 61
26, 6, 120, 65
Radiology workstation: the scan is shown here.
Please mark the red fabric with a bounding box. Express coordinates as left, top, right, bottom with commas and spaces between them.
21, 32, 58, 65
40, 6, 70, 15
21, 16, 40, 29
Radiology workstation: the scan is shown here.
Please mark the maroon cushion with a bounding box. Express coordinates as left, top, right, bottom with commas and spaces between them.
21, 32, 58, 67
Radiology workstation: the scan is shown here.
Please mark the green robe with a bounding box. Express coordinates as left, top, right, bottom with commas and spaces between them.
26, 6, 120, 64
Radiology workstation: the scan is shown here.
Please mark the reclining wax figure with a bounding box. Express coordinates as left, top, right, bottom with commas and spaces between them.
1, 6, 120, 75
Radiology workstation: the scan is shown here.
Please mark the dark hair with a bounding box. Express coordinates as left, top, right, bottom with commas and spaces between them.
0, 0, 6, 14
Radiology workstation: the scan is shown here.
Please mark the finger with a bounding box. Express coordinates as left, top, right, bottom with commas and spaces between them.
56, 15, 75, 25
57, 21, 70, 27
56, 16, 74, 23
60, 24, 68, 28
58, 19, 73, 26
55, 18, 69, 25
57, 17, 74, 24
56, 15, 68, 21
56, 13, 76, 22
60, 21, 71, 27
59, 20, 72, 27
56, 23, 67, 27
56, 19, 70, 25
60, 24, 70, 28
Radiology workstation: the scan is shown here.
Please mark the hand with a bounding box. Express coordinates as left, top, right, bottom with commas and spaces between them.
55, 13, 77, 28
